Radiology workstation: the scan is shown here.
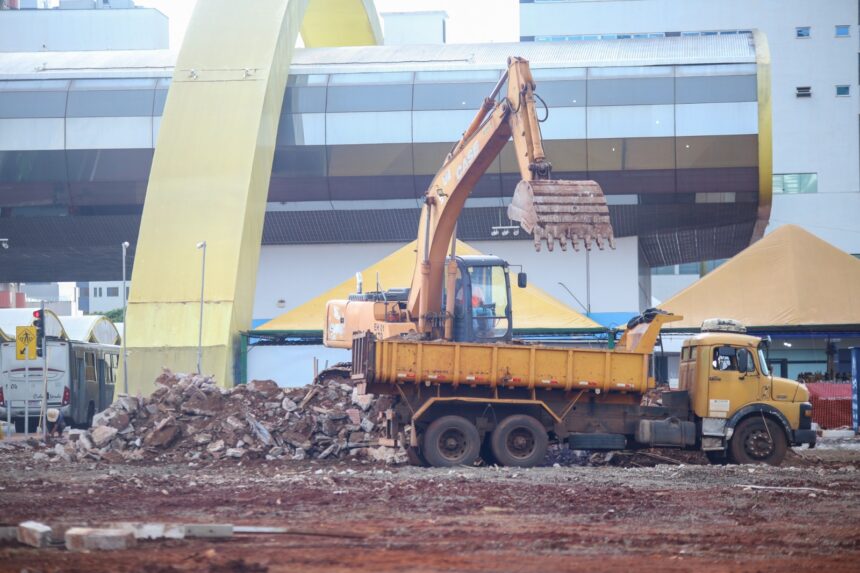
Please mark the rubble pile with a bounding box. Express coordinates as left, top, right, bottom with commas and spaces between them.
64, 370, 406, 464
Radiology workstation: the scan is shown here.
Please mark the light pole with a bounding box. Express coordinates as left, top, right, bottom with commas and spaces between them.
121, 241, 130, 394
196, 241, 207, 375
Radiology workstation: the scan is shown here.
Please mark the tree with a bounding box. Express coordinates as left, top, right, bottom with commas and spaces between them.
99, 308, 125, 323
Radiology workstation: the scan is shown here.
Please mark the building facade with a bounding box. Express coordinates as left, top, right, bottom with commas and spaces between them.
0, 36, 770, 325
0, 1, 168, 52
520, 0, 860, 298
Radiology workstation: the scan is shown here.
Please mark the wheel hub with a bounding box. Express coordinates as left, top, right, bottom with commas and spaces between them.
506, 427, 536, 459
745, 429, 774, 459
438, 429, 467, 460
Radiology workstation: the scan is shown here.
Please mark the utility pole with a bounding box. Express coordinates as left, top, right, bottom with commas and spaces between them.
121, 241, 129, 394
196, 241, 207, 375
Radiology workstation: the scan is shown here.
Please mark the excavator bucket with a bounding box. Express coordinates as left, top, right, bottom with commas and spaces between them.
508, 179, 615, 252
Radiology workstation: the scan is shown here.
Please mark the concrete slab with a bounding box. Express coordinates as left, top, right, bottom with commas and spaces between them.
17, 521, 52, 548
108, 522, 186, 540
184, 524, 233, 538
65, 527, 136, 552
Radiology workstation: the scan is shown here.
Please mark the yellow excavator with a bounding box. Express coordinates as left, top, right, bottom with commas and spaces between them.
324, 57, 614, 349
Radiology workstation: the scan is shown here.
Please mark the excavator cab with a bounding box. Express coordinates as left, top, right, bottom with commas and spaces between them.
445, 255, 513, 343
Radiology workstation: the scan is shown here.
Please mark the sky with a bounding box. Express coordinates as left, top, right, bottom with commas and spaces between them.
132, 0, 519, 50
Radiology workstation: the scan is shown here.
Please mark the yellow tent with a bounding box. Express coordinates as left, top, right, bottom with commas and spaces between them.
258, 241, 601, 333
660, 225, 860, 329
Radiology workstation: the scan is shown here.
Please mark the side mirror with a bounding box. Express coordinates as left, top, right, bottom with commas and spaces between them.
737, 348, 752, 373
517, 272, 527, 288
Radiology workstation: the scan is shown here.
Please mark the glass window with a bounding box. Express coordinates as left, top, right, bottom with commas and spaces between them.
835, 25, 850, 37
85, 353, 96, 382
276, 113, 325, 146
773, 173, 817, 194
0, 80, 68, 119
326, 111, 411, 145
67, 88, 155, 118
329, 72, 412, 85
678, 263, 699, 275
327, 84, 412, 112
796, 27, 811, 38
467, 265, 509, 339
836, 85, 850, 96
413, 82, 499, 111
283, 85, 327, 113
107, 287, 119, 297
652, 265, 677, 275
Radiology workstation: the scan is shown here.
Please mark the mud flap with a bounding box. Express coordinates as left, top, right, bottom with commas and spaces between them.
508, 179, 615, 252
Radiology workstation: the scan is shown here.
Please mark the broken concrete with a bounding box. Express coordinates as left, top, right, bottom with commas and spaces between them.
65, 527, 136, 552
185, 524, 233, 538
17, 521, 52, 548
62, 368, 405, 465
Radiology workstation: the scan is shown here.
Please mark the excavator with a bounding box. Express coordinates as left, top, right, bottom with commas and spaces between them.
324, 57, 614, 349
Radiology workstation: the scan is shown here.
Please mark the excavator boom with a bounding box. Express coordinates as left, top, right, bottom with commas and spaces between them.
407, 57, 614, 324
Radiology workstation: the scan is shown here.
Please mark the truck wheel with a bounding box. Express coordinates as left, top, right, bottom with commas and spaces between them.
728, 417, 787, 466
490, 414, 548, 467
422, 416, 481, 467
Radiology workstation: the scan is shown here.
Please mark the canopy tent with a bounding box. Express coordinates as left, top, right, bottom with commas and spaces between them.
60, 315, 121, 345
0, 308, 67, 342
258, 240, 601, 334
660, 225, 860, 329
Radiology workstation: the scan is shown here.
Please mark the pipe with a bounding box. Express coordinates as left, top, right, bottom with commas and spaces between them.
444, 224, 458, 340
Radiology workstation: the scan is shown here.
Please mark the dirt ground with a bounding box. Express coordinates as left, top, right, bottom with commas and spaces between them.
1, 440, 859, 573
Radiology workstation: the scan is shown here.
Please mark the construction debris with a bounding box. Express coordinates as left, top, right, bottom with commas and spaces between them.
59, 369, 404, 465
17, 521, 52, 548
65, 527, 136, 552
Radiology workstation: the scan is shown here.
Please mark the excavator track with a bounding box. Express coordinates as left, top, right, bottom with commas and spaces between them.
508, 179, 615, 252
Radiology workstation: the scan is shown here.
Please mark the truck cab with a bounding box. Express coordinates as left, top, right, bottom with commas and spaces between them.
679, 320, 815, 464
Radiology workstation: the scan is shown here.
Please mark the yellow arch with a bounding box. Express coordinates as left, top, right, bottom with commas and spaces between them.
122, 0, 381, 394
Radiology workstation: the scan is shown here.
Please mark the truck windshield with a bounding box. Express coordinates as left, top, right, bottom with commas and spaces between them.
468, 265, 510, 339
758, 344, 771, 376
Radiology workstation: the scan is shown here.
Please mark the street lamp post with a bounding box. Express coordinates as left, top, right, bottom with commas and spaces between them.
196, 241, 207, 375
121, 241, 130, 394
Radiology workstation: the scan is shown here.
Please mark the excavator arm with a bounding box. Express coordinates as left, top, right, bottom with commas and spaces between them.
407, 57, 614, 334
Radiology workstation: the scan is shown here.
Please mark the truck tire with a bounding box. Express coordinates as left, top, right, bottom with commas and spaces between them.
490, 414, 548, 467
422, 416, 481, 467
728, 417, 787, 466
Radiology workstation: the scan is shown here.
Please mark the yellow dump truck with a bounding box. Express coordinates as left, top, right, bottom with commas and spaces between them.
351, 313, 816, 467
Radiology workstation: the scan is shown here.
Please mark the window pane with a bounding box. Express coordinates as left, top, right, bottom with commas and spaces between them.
796, 27, 810, 38
773, 173, 817, 193
327, 84, 412, 112
326, 111, 411, 145
283, 85, 326, 113
835, 25, 850, 37
67, 89, 155, 118
836, 85, 850, 96
413, 82, 498, 111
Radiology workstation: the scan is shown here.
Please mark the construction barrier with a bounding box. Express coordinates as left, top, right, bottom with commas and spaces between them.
807, 382, 852, 429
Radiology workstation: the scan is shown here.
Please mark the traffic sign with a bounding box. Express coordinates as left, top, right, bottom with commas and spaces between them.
16, 325, 37, 360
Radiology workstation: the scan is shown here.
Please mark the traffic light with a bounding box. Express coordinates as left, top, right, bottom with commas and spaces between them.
33, 309, 45, 358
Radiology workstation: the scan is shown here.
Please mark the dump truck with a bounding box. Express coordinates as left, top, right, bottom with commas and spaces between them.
351, 315, 816, 467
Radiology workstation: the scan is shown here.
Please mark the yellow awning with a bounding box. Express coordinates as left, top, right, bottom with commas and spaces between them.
660, 225, 860, 329
258, 241, 600, 332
